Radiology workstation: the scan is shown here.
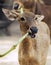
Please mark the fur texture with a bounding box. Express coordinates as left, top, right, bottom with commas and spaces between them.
18, 11, 50, 65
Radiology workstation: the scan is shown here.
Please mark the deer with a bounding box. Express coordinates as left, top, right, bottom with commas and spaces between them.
2, 1, 50, 65
12, 0, 51, 37
14, 0, 51, 37
17, 11, 50, 65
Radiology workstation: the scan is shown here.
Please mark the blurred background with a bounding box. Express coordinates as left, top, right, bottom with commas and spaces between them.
0, 0, 51, 65
0, 0, 51, 36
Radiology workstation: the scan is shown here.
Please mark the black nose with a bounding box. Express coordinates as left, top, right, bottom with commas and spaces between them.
30, 26, 38, 34
28, 26, 38, 38
13, 3, 19, 10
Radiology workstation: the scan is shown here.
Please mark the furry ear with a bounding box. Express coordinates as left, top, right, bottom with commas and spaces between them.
34, 15, 44, 22
2, 8, 16, 21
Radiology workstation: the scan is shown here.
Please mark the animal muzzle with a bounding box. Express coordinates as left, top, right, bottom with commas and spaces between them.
28, 26, 38, 38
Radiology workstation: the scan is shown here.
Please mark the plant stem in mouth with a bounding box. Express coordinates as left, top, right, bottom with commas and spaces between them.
0, 33, 28, 58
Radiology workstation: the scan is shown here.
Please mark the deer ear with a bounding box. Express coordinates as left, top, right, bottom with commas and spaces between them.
2, 8, 10, 17
35, 15, 44, 22
2, 8, 15, 21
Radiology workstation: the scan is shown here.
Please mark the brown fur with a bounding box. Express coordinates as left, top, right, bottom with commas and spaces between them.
18, 11, 50, 65
14, 0, 51, 37
13, 0, 36, 12
34, 0, 51, 37
2, 1, 50, 65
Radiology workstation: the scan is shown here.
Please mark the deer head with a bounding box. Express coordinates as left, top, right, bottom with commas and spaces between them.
2, 1, 44, 35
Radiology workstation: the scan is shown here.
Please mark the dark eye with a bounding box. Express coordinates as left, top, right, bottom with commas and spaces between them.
13, 3, 19, 10
35, 17, 37, 20
20, 17, 25, 21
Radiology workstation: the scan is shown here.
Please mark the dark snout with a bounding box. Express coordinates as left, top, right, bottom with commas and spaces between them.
30, 27, 38, 34
28, 26, 38, 38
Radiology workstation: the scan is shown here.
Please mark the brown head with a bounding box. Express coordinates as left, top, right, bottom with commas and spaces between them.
16, 0, 44, 12
17, 11, 35, 34
3, 0, 45, 36
18, 0, 35, 12
2, 1, 36, 35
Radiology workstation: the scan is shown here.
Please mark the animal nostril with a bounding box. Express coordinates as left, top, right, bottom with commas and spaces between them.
28, 26, 38, 38
20, 17, 25, 21
30, 27, 38, 34
14, 3, 19, 10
